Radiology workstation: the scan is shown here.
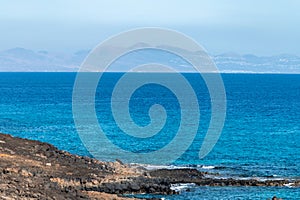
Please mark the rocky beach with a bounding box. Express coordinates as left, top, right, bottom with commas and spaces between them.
0, 133, 299, 199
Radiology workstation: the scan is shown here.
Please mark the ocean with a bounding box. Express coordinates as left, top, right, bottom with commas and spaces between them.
0, 72, 299, 199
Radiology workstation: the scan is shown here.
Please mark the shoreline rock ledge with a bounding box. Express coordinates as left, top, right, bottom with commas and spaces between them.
0, 133, 299, 199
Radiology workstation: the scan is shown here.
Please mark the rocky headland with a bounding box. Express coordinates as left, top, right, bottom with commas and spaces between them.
0, 133, 299, 199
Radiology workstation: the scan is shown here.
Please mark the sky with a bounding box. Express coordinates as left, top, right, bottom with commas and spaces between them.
0, 0, 299, 56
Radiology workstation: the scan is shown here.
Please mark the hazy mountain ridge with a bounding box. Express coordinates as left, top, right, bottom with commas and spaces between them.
0, 48, 83, 72
214, 53, 300, 73
0, 48, 300, 73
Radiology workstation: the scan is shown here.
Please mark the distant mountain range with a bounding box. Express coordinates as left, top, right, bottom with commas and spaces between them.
0, 47, 300, 73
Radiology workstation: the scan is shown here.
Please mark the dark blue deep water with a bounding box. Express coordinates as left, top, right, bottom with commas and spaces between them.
0, 72, 299, 199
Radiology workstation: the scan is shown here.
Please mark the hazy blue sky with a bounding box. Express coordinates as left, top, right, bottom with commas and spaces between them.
0, 0, 299, 55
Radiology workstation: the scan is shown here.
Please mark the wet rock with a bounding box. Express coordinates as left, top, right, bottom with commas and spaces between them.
129, 182, 140, 191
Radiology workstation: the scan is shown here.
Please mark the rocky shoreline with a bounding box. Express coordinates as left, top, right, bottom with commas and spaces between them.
0, 133, 299, 199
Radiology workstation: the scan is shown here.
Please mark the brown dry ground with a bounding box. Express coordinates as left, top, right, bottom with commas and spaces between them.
0, 133, 143, 199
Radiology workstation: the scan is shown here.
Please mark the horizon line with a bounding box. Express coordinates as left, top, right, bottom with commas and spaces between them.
1, 71, 300, 74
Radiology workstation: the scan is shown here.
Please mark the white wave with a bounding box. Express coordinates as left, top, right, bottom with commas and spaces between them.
136, 164, 191, 170
199, 165, 215, 169
283, 183, 295, 188
170, 183, 196, 192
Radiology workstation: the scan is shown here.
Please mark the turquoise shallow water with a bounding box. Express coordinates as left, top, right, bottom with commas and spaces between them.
0, 72, 299, 199
129, 186, 300, 200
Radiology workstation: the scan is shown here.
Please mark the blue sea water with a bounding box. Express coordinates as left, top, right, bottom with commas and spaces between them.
0, 72, 299, 199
